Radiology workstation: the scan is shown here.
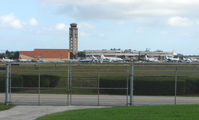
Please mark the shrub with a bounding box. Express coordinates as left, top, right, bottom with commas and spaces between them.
0, 74, 60, 92
100, 76, 187, 95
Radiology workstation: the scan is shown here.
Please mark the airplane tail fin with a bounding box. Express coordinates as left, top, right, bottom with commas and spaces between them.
100, 55, 105, 63
92, 55, 96, 59
145, 55, 148, 59
91, 55, 97, 62
101, 54, 105, 59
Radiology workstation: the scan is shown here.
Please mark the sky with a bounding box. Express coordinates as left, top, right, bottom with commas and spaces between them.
1, 0, 199, 55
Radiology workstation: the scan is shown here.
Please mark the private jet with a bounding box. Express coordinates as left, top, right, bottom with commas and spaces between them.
100, 54, 123, 63
19, 59, 32, 62
80, 55, 99, 63
2, 58, 15, 63
166, 56, 180, 62
145, 55, 159, 62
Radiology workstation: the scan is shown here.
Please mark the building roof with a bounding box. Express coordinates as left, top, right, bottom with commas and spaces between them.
19, 49, 70, 59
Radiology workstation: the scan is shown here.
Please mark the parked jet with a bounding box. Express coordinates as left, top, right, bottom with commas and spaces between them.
91, 55, 99, 63
166, 56, 180, 62
191, 58, 198, 62
19, 59, 32, 62
80, 55, 99, 63
182, 57, 198, 63
182, 58, 192, 63
100, 55, 123, 63
37, 59, 46, 63
66, 59, 79, 63
2, 58, 15, 63
145, 55, 159, 62
51, 60, 64, 63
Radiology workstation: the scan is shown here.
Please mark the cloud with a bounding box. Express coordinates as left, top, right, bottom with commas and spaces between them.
0, 13, 25, 29
196, 20, 199, 25
29, 18, 39, 26
136, 27, 145, 33
24, 26, 57, 34
98, 33, 105, 38
55, 23, 66, 30
168, 16, 191, 27
37, 0, 199, 20
24, 23, 68, 35
79, 32, 91, 37
160, 31, 168, 35
116, 21, 126, 25
79, 23, 95, 29
0, 13, 40, 29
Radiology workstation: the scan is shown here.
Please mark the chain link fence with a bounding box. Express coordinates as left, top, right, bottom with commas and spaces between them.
133, 64, 199, 105
1, 63, 129, 106
0, 64, 6, 103
1, 63, 199, 106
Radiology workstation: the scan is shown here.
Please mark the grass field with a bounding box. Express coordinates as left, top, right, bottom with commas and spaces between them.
37, 105, 199, 120
0, 104, 13, 111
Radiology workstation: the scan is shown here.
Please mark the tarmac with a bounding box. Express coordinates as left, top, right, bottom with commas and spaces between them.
0, 106, 105, 120
1, 93, 199, 120
1, 93, 199, 106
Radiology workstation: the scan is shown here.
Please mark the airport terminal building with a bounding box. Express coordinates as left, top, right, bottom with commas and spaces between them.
84, 49, 177, 59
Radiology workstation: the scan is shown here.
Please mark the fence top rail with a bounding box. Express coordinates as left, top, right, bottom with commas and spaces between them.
2, 62, 199, 65
11, 87, 128, 90
2, 62, 199, 67
134, 66, 199, 69
9, 65, 130, 68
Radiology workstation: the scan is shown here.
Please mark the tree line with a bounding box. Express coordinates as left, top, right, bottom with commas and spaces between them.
0, 50, 19, 59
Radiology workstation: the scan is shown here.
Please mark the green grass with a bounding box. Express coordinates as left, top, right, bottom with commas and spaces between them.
0, 104, 13, 111
37, 105, 199, 120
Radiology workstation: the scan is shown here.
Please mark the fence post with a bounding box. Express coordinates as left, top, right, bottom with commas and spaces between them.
129, 64, 134, 106
97, 72, 100, 106
38, 64, 41, 105
174, 66, 178, 105
69, 66, 72, 105
5, 64, 9, 106
126, 66, 129, 106
9, 64, 11, 103
67, 65, 70, 105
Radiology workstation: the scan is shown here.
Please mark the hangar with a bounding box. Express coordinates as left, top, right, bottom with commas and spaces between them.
19, 49, 70, 62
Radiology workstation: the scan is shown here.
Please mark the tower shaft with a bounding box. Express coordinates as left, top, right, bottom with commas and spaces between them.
69, 23, 78, 58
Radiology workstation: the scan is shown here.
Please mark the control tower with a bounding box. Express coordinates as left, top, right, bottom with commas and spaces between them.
69, 23, 78, 58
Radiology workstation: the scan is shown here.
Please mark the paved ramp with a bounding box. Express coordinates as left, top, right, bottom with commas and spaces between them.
0, 106, 105, 120
1, 94, 199, 106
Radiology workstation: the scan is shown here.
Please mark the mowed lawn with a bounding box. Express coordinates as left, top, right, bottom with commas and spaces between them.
37, 104, 199, 120
0, 104, 13, 111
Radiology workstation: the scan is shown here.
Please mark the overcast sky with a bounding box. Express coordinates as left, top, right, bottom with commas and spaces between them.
1, 0, 199, 55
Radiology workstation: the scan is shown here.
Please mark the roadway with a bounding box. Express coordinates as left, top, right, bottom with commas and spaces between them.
1, 93, 199, 106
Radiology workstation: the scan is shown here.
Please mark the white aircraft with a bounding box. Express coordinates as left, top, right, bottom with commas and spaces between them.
80, 55, 99, 63
145, 55, 159, 62
51, 60, 64, 63
166, 56, 180, 62
183, 57, 198, 63
91, 55, 99, 63
2, 58, 15, 63
191, 58, 198, 62
100, 54, 123, 63
182, 58, 192, 63
19, 59, 32, 62
37, 59, 46, 63
66, 59, 80, 63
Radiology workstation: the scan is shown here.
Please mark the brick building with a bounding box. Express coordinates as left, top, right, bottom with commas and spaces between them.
19, 49, 70, 62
